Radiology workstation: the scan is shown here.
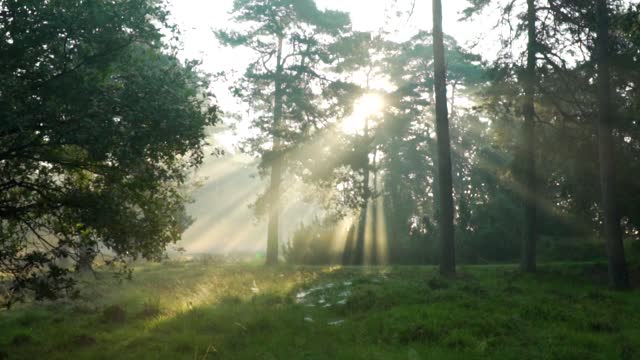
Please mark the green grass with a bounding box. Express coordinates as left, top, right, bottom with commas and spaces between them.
0, 261, 639, 359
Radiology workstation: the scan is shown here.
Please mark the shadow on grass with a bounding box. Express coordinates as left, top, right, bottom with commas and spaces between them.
1, 264, 640, 360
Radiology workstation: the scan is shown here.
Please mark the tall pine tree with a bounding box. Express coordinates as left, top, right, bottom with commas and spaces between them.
432, 0, 456, 276
217, 0, 351, 264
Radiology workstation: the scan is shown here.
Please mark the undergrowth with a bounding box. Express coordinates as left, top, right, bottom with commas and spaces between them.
0, 261, 638, 359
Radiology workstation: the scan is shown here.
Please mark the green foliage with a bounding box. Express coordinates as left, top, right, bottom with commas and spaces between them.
216, 0, 640, 270
1, 262, 639, 359
216, 1, 361, 261
461, 0, 492, 20
0, 0, 218, 305
283, 217, 343, 265
217, 0, 351, 168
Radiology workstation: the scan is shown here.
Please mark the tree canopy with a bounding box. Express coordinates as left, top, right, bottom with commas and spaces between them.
0, 0, 218, 305
2, 0, 640, 305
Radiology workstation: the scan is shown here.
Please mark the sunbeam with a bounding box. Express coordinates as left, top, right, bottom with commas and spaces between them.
375, 195, 389, 265
362, 200, 376, 265
341, 93, 385, 134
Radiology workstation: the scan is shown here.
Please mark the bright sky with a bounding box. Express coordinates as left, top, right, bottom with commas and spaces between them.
167, 0, 496, 114
168, 0, 485, 60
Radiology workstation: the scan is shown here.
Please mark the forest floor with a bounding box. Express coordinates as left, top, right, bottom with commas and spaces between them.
1, 260, 640, 359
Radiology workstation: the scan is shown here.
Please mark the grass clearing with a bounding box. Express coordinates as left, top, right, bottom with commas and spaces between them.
0, 261, 639, 359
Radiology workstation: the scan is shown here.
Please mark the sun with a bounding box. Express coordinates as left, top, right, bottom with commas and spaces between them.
341, 93, 385, 134
356, 93, 384, 117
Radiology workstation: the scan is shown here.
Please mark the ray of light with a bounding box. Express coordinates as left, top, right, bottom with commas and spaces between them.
280, 201, 318, 234
342, 216, 358, 265
362, 200, 376, 265
331, 216, 354, 263
183, 181, 262, 244
193, 153, 255, 182
220, 223, 265, 254
187, 208, 265, 254
472, 151, 593, 235
341, 93, 384, 135
375, 195, 389, 266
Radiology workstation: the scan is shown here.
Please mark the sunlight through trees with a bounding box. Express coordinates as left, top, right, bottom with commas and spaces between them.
2, 0, 640, 306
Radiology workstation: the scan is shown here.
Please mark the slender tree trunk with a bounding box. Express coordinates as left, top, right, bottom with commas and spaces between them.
266, 35, 284, 266
521, 0, 538, 273
387, 138, 406, 264
371, 147, 379, 265
354, 116, 371, 265
76, 243, 95, 274
342, 224, 356, 265
432, 0, 456, 276
595, 0, 629, 289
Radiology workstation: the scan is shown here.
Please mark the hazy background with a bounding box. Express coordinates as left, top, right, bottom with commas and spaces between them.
168, 0, 495, 254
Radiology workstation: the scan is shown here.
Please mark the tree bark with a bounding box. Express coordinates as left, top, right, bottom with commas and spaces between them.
266, 35, 284, 266
521, 0, 538, 273
76, 243, 95, 274
354, 115, 371, 265
371, 147, 379, 265
432, 0, 456, 276
595, 0, 629, 289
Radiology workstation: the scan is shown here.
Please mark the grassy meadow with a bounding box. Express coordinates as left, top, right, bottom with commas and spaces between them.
1, 260, 639, 359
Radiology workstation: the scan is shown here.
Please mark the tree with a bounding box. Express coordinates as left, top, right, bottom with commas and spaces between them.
376, 31, 486, 265
340, 34, 385, 266
521, 0, 539, 272
464, 0, 542, 272
464, 0, 597, 272
595, 0, 629, 289
217, 0, 351, 265
264, 0, 640, 270
463, 0, 640, 274
0, 0, 218, 305
432, 0, 456, 276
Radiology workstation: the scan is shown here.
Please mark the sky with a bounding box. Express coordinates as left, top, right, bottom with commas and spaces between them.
167, 0, 486, 64
167, 0, 498, 114
166, 0, 498, 254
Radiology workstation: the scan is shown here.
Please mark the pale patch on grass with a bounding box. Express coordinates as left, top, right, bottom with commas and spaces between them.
0, 261, 639, 359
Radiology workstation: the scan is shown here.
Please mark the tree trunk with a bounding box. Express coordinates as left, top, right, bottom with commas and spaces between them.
595, 0, 629, 289
266, 35, 284, 266
432, 0, 456, 277
521, 0, 538, 273
76, 243, 95, 274
387, 138, 407, 264
371, 147, 379, 265
342, 224, 356, 265
354, 116, 371, 265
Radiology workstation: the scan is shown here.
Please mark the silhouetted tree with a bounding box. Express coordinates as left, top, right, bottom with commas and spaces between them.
521, 0, 539, 272
595, 0, 629, 289
432, 0, 456, 276
0, 0, 218, 305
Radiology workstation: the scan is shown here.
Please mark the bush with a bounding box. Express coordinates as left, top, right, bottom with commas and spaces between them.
282, 217, 343, 265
